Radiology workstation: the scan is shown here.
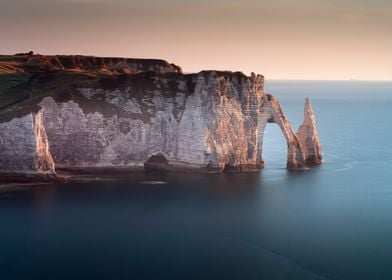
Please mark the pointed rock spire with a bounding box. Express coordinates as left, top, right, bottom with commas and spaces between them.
296, 98, 322, 165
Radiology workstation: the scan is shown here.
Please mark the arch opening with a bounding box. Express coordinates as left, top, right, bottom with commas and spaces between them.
261, 123, 288, 169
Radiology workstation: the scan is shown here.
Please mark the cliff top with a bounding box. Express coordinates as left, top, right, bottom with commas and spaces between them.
0, 54, 182, 75
0, 54, 263, 80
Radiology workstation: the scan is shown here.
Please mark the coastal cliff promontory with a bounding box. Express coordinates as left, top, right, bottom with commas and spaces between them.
0, 54, 322, 180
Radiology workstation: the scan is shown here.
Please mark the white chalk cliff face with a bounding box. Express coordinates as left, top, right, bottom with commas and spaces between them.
0, 112, 55, 176
0, 55, 322, 178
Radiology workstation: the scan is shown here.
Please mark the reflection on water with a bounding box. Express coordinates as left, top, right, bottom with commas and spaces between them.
1, 81, 392, 280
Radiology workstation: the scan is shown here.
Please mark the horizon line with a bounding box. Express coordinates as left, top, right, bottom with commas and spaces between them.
267, 79, 392, 82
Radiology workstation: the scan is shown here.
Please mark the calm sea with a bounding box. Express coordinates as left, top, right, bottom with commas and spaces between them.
1, 81, 392, 280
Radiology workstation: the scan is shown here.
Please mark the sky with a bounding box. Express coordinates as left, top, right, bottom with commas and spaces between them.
1, 0, 391, 80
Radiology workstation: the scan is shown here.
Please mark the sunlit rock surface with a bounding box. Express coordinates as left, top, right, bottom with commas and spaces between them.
297, 98, 323, 165
261, 95, 306, 169
0, 54, 322, 179
0, 112, 55, 181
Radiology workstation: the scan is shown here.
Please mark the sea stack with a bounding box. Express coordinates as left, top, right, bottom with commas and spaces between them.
296, 98, 323, 165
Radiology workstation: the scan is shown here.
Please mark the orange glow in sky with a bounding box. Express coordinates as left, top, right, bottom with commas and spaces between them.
1, 0, 391, 80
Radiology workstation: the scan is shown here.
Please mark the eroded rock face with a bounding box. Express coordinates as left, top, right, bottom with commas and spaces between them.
0, 55, 322, 178
33, 111, 55, 173
36, 71, 266, 172
297, 98, 322, 165
0, 114, 37, 173
0, 112, 54, 176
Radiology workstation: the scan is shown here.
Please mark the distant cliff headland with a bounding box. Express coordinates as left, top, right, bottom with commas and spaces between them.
0, 53, 322, 182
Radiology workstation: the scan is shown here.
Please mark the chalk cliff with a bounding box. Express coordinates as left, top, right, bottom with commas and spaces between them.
0, 54, 322, 179
0, 112, 55, 180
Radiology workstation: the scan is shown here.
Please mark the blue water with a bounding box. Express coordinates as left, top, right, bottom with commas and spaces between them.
1, 81, 392, 280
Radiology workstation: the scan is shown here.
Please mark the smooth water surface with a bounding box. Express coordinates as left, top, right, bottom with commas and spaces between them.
1, 81, 392, 280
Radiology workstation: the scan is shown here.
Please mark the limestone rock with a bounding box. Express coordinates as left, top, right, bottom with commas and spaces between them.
262, 95, 306, 169
296, 98, 322, 165
0, 112, 56, 180
33, 111, 55, 173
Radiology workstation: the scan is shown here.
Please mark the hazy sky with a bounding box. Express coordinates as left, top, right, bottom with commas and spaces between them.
1, 0, 391, 80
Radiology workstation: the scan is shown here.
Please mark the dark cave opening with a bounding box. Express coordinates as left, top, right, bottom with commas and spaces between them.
144, 154, 169, 172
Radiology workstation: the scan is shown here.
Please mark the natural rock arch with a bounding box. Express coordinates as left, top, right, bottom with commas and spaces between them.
257, 95, 304, 169
257, 95, 322, 169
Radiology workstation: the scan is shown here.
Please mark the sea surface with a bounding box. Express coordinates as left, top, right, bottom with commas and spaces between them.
1, 81, 392, 280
